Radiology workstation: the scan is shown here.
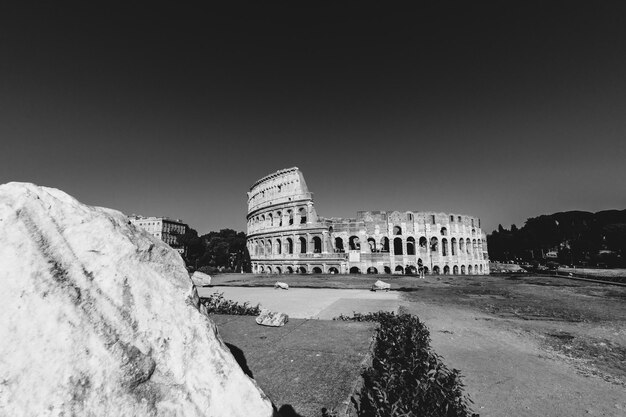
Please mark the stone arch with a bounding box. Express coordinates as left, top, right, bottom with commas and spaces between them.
298, 266, 307, 274
406, 265, 417, 275
268, 212, 273, 226
329, 226, 333, 233
299, 207, 307, 224
466, 238, 471, 254
349, 236, 360, 251
349, 267, 361, 274
312, 266, 322, 274
393, 237, 403, 255
480, 264, 483, 273
461, 265, 466, 275
474, 264, 479, 274
472, 239, 477, 256
267, 266, 273, 273
335, 237, 344, 252
453, 265, 459, 274
328, 267, 339, 274
287, 238, 294, 254
451, 238, 457, 256
432, 265, 440, 275
395, 265, 404, 274
367, 266, 378, 274
312, 236, 322, 253
419, 236, 427, 249
442, 238, 448, 256
443, 265, 450, 275
380, 237, 389, 252
367, 237, 377, 252
276, 239, 282, 255
423, 266, 429, 274
286, 266, 294, 274
276, 266, 282, 274
266, 239, 272, 255
288, 210, 294, 225
384, 266, 391, 274
441, 227, 447, 236
277, 211, 282, 226
430, 237, 438, 252
299, 237, 307, 254
393, 225, 402, 235
468, 265, 473, 274
459, 238, 465, 253
259, 265, 265, 273
406, 237, 415, 255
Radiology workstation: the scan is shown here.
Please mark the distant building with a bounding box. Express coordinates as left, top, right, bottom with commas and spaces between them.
129, 215, 188, 255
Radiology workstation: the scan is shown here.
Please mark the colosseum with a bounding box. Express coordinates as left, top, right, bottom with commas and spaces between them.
246, 167, 489, 275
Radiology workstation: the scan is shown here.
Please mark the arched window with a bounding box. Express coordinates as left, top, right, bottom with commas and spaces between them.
450, 215, 454, 222
433, 265, 440, 275
442, 238, 448, 256
394, 237, 403, 255
440, 227, 447, 236
466, 238, 471, 255
380, 237, 389, 252
393, 225, 402, 235
267, 239, 272, 255
406, 237, 415, 255
419, 236, 427, 249
276, 239, 282, 254
459, 239, 465, 253
267, 266, 272, 273
472, 239, 477, 256
367, 237, 376, 252
287, 238, 293, 254
288, 210, 294, 225
312, 267, 322, 274
299, 207, 307, 224
384, 266, 391, 274
423, 266, 429, 274
298, 266, 307, 274
276, 266, 282, 274
443, 265, 450, 275
268, 213, 273, 226
328, 267, 339, 274
367, 266, 378, 274
349, 267, 361, 274
453, 265, 459, 274
395, 265, 404, 274
299, 237, 307, 254
312, 236, 322, 253
451, 238, 457, 256
406, 265, 417, 275
335, 237, 344, 252
277, 211, 282, 226
461, 265, 466, 275
286, 266, 294, 274
349, 236, 360, 251
468, 265, 474, 274
430, 237, 438, 252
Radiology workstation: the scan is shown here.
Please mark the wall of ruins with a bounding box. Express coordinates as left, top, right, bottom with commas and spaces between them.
246, 168, 490, 275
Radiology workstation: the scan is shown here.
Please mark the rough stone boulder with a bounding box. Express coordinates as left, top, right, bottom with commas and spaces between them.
256, 309, 289, 327
0, 182, 275, 417
372, 280, 391, 291
274, 281, 289, 290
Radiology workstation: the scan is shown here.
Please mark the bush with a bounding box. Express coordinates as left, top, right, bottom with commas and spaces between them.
200, 292, 261, 316
335, 312, 477, 417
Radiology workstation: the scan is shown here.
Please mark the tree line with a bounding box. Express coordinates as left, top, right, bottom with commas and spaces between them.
487, 209, 626, 267
173, 228, 251, 273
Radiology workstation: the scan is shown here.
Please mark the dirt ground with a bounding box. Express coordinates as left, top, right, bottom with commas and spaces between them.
399, 274, 626, 416
205, 273, 626, 416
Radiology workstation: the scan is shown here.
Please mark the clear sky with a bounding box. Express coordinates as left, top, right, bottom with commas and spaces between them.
1, 2, 625, 235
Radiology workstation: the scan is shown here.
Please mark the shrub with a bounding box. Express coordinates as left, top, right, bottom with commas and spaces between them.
200, 292, 261, 316
335, 311, 477, 417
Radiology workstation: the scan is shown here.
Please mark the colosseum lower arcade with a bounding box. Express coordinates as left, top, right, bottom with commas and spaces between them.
246, 167, 489, 275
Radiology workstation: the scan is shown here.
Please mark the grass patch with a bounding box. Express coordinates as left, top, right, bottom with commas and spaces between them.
335, 311, 477, 417
200, 292, 261, 315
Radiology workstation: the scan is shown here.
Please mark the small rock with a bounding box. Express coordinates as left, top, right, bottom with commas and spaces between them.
256, 309, 289, 327
372, 280, 391, 291
190, 271, 212, 286
274, 281, 289, 290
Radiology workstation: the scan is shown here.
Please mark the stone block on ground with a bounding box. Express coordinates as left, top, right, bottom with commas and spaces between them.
256, 309, 289, 327
274, 281, 289, 290
372, 280, 391, 291
191, 270, 212, 286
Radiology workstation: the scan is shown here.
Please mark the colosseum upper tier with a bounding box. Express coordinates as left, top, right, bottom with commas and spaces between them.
246, 167, 489, 275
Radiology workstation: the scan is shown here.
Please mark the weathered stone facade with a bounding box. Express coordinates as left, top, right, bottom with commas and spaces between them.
246, 167, 489, 275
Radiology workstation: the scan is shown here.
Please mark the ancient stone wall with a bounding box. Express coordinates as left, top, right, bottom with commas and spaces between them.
247, 168, 490, 275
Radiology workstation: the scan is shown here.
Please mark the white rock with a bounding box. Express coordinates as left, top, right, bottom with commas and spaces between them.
256, 309, 289, 327
274, 281, 289, 290
0, 183, 275, 417
190, 270, 212, 286
372, 280, 391, 291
